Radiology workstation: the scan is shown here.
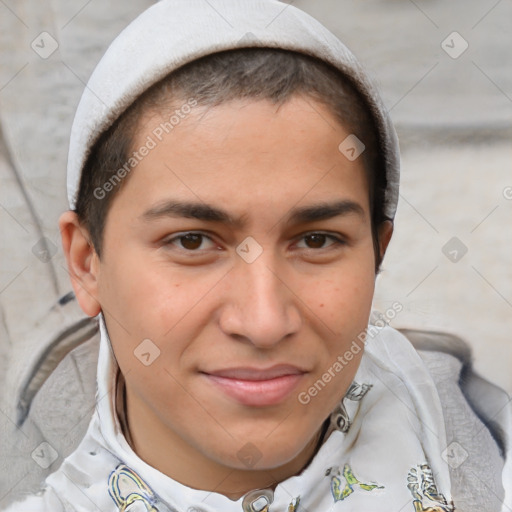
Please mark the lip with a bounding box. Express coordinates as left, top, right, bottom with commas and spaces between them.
202, 365, 306, 407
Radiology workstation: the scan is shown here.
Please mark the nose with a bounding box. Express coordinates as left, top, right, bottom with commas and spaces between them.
218, 252, 301, 348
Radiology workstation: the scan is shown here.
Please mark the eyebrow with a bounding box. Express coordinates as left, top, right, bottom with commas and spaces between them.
288, 200, 366, 224
140, 199, 366, 227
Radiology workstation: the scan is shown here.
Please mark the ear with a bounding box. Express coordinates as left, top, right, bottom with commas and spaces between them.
377, 220, 394, 263
59, 211, 101, 317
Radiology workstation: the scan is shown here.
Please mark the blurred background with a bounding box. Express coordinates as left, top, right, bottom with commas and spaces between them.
0, 0, 511, 408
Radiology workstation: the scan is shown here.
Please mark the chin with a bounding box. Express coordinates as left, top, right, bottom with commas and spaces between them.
212, 433, 312, 472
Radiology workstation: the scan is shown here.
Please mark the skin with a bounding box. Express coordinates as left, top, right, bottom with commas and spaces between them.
60, 95, 393, 500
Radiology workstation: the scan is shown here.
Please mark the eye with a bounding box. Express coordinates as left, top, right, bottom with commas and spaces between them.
295, 232, 344, 250
165, 232, 217, 251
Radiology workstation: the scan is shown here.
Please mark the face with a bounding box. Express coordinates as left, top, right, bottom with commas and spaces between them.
69, 95, 388, 495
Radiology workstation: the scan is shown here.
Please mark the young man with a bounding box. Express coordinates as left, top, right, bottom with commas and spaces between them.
2, 1, 510, 511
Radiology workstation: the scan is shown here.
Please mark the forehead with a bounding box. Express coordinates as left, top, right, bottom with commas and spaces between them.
116, 96, 370, 224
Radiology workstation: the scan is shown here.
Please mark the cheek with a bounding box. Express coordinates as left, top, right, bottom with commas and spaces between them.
97, 249, 225, 356
309, 260, 376, 332
98, 248, 181, 324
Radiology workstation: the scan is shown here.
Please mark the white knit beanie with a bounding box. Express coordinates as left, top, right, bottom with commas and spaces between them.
66, 0, 400, 218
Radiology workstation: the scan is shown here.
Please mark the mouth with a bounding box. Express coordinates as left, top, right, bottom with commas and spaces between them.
201, 365, 306, 407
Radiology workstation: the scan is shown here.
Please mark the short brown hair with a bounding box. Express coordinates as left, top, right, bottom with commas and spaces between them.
75, 48, 387, 267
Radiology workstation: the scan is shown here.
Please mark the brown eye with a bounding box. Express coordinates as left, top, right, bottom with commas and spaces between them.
164, 232, 217, 253
295, 233, 344, 251
180, 233, 203, 250
304, 234, 327, 248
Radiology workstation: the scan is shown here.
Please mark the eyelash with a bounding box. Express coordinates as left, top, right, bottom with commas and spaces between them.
163, 231, 346, 252
164, 232, 218, 252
